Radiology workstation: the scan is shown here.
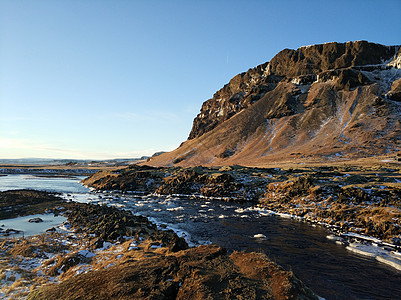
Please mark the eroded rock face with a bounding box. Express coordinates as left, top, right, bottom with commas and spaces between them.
266, 41, 398, 77
188, 63, 283, 139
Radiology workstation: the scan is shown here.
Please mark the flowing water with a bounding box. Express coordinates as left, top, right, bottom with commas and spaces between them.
1, 174, 400, 299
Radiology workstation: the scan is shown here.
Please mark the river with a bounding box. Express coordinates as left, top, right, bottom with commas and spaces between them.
1, 174, 400, 299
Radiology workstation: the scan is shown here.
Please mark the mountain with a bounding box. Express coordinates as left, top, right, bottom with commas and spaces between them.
149, 41, 401, 167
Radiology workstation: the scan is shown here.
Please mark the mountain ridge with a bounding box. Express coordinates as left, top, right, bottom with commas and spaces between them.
150, 41, 401, 167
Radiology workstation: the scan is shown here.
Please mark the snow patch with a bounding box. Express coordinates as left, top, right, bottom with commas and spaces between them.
346, 243, 401, 271
253, 233, 267, 239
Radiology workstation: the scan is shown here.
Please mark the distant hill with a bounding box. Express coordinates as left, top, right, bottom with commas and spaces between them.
0, 158, 142, 166
149, 41, 401, 167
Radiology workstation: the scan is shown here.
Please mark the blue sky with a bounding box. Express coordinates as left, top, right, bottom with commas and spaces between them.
1, 0, 400, 159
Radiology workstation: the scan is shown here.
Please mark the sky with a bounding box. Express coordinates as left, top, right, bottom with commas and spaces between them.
1, 0, 401, 160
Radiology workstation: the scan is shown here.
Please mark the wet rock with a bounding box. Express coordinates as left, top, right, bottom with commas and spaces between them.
2, 228, 22, 236
28, 217, 43, 223
64, 202, 189, 252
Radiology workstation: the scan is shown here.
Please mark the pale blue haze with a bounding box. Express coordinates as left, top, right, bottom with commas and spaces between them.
1, 0, 400, 159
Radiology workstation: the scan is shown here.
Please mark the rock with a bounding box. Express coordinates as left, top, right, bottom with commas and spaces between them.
317, 68, 371, 91
3, 228, 22, 236
218, 149, 235, 158
387, 78, 401, 101
188, 41, 398, 140
29, 217, 43, 223
267, 41, 398, 77
188, 64, 280, 140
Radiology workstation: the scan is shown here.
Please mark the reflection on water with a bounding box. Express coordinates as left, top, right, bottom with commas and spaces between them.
2, 175, 401, 299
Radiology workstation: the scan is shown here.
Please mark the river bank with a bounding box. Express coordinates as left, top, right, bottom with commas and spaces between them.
5, 160, 400, 251
82, 164, 401, 258
0, 190, 318, 299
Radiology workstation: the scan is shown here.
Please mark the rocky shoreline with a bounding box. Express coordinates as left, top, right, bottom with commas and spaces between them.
0, 190, 318, 299
82, 164, 401, 249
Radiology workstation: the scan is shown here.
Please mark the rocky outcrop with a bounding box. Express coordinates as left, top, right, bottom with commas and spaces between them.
150, 41, 401, 167
388, 78, 401, 101
266, 41, 398, 77
188, 63, 283, 139
260, 170, 401, 244
188, 41, 399, 141
82, 165, 270, 202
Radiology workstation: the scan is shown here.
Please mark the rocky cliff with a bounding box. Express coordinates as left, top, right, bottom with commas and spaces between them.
152, 41, 401, 167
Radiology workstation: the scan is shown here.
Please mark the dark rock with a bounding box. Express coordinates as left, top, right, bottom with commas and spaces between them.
47, 253, 90, 276
188, 63, 280, 140
3, 228, 22, 236
29, 217, 43, 223
219, 149, 235, 158
318, 68, 372, 91
267, 41, 398, 77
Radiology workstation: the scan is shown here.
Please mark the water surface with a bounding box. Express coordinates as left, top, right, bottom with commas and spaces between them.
0, 213, 67, 238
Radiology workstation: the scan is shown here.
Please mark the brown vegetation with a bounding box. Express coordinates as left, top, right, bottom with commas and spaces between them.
28, 245, 317, 300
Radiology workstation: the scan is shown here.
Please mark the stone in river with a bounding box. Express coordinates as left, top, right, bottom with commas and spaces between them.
28, 217, 44, 223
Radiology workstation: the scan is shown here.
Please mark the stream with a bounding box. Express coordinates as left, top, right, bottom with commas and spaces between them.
1, 174, 401, 299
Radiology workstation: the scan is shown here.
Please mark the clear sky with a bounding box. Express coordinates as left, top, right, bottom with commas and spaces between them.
1, 0, 400, 160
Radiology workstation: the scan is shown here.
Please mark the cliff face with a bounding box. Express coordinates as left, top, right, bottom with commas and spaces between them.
188, 62, 282, 139
151, 41, 401, 167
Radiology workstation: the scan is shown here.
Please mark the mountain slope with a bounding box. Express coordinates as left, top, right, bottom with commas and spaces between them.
150, 41, 401, 167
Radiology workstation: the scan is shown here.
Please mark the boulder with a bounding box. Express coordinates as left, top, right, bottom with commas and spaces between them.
28, 217, 43, 223
387, 78, 401, 101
